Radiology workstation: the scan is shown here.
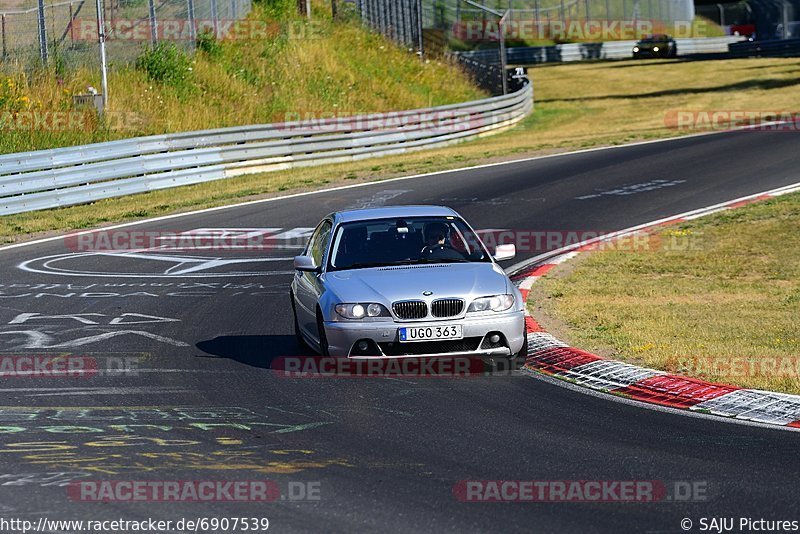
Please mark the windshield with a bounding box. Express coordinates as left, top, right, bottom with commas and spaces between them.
328, 216, 492, 271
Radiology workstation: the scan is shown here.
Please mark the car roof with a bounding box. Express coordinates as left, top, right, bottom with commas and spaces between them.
332, 205, 460, 224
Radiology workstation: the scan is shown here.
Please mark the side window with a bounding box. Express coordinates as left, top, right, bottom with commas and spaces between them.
309, 220, 332, 267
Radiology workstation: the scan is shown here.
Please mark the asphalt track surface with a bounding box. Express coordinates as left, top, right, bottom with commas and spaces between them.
1, 130, 799, 533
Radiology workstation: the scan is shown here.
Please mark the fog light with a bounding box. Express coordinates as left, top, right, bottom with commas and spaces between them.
357, 341, 369, 351
490, 334, 501, 344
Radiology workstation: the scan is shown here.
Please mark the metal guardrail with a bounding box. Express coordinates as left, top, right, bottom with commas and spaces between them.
729, 38, 800, 58
457, 36, 745, 65
0, 83, 533, 216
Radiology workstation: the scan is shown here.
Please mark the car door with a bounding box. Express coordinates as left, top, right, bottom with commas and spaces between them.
294, 219, 333, 342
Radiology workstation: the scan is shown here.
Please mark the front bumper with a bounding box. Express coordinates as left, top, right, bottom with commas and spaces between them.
323, 311, 526, 359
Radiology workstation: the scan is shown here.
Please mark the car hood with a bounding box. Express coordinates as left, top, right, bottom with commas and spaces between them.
323, 262, 510, 305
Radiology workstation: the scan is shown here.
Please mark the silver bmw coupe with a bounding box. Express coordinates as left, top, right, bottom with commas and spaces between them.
290, 205, 527, 367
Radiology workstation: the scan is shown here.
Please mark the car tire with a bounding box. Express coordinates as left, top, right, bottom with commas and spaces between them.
290, 291, 308, 349
316, 308, 331, 357
511, 329, 529, 370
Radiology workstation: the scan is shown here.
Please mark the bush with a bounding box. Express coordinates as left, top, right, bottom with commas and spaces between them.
196, 30, 223, 58
135, 42, 193, 90
257, 0, 297, 18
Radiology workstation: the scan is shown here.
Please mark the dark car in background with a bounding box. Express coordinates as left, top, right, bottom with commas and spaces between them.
632, 35, 677, 58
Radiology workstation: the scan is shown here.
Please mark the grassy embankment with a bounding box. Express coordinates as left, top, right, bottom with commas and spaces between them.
0, 0, 482, 154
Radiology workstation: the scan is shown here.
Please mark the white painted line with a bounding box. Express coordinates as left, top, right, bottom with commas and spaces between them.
506, 179, 800, 275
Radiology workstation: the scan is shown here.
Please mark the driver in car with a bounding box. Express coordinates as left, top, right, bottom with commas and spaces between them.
421, 221, 466, 261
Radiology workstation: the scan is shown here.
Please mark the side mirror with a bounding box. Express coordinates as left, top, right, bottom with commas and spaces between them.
294, 255, 320, 273
493, 244, 516, 262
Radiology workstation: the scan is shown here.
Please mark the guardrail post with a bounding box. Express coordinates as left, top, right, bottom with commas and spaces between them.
37, 0, 49, 64
147, 0, 158, 43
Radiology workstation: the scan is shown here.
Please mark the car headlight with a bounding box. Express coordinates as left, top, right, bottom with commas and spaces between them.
633, 46, 639, 52
653, 46, 659, 52
335, 303, 390, 319
467, 294, 515, 313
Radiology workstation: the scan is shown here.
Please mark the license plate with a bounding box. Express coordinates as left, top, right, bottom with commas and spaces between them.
399, 325, 463, 343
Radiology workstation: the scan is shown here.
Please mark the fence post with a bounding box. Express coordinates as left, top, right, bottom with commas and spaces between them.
781, 0, 790, 39
186, 0, 196, 42
147, 0, 158, 43
417, 0, 423, 58
1, 15, 6, 61
499, 10, 508, 95
210, 0, 219, 38
96, 0, 109, 113
68, 3, 74, 45
37, 0, 49, 64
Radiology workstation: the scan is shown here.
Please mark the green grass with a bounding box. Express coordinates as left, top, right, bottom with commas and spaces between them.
530, 193, 800, 393
0, 0, 484, 154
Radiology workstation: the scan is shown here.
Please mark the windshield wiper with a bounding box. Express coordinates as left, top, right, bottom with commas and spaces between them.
417, 258, 469, 264
346, 262, 399, 269
341, 258, 470, 270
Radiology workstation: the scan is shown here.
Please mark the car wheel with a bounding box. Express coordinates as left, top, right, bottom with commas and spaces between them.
290, 291, 308, 349
316, 308, 331, 357
511, 329, 529, 370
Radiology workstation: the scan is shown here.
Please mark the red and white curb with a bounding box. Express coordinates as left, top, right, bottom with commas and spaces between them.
508, 181, 800, 429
